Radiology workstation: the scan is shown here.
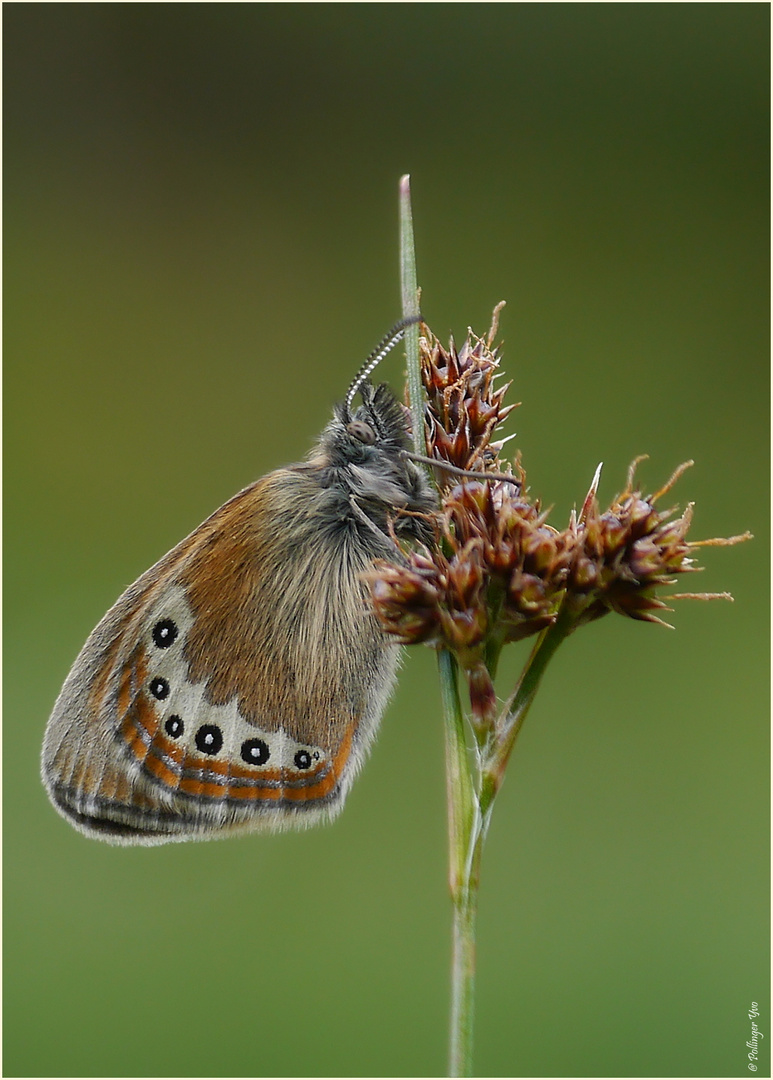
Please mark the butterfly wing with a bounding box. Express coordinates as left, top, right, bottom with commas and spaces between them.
42, 469, 399, 844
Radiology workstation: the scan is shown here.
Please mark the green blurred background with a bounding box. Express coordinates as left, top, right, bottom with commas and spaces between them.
5, 5, 769, 1077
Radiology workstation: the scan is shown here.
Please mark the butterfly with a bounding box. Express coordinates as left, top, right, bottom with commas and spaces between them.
42, 320, 436, 845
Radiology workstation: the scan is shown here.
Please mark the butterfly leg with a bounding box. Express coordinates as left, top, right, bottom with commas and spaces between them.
348, 495, 408, 562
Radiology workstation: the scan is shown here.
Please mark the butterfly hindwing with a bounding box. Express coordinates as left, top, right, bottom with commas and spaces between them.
42, 470, 399, 844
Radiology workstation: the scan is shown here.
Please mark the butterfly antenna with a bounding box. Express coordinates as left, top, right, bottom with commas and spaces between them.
344, 315, 422, 419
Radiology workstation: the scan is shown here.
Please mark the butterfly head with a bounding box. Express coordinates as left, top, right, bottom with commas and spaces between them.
332, 379, 411, 458
301, 379, 434, 544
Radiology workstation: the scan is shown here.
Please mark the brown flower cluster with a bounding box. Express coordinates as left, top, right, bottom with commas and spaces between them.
566, 459, 692, 627
367, 309, 748, 703
566, 457, 749, 626
421, 301, 516, 481
369, 480, 572, 663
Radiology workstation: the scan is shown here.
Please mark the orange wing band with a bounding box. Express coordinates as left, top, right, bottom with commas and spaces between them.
120, 693, 354, 806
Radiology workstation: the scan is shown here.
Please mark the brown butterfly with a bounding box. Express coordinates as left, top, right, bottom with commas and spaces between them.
42, 320, 435, 845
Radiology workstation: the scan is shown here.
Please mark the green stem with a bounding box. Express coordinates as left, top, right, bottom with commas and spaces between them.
398, 175, 574, 1077
480, 607, 574, 816
440, 610, 574, 1075
399, 174, 424, 457
449, 880, 478, 1079
439, 648, 480, 1077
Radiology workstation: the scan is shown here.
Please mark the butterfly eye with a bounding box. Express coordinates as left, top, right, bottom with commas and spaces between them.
346, 420, 377, 445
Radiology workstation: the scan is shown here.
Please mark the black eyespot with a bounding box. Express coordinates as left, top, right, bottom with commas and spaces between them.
294, 750, 312, 770
152, 619, 178, 649
149, 677, 170, 700
195, 725, 223, 755
165, 715, 184, 738
241, 738, 270, 766
347, 420, 377, 445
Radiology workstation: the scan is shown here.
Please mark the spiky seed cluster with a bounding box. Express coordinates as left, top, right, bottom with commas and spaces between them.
445, 482, 573, 645
368, 311, 570, 682
368, 481, 572, 665
566, 459, 748, 628
366, 307, 748, 710
421, 305, 516, 479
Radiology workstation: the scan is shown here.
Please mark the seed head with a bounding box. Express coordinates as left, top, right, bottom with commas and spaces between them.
564, 458, 751, 628
368, 309, 568, 669
365, 307, 750, 725
420, 305, 517, 480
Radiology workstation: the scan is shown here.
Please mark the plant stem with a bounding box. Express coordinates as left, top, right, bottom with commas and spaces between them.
398, 175, 572, 1077
441, 612, 573, 1076
478, 611, 572, 823
500, 609, 572, 756
449, 876, 478, 1078
399, 174, 423, 457
439, 648, 480, 1077
400, 174, 480, 1076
